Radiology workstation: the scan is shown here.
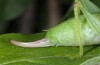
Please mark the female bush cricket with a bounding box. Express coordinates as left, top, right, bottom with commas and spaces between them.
10, 0, 100, 56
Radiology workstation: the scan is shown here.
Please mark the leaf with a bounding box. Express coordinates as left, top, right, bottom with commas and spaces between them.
0, 0, 31, 21
0, 33, 99, 65
81, 56, 100, 65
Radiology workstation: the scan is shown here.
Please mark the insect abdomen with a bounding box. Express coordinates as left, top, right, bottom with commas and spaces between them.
46, 16, 100, 46
10, 15, 100, 47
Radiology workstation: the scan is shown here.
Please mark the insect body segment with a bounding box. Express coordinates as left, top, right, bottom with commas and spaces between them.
11, 15, 100, 47
46, 16, 100, 46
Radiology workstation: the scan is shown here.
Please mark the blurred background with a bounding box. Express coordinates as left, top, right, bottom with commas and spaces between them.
0, 0, 99, 34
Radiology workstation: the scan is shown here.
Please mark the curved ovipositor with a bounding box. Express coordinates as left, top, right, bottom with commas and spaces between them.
10, 39, 50, 47
10, 15, 100, 47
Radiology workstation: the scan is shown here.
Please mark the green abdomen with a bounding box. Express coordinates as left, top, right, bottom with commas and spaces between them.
46, 17, 100, 46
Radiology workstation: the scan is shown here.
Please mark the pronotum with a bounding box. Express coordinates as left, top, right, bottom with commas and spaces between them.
10, 15, 100, 47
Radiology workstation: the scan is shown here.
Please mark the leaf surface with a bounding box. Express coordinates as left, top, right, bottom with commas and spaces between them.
0, 33, 99, 65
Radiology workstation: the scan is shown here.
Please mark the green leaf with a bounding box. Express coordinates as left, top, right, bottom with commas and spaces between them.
0, 33, 99, 65
81, 56, 100, 65
0, 0, 31, 21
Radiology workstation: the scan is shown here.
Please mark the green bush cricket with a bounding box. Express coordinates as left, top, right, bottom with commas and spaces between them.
11, 0, 100, 57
